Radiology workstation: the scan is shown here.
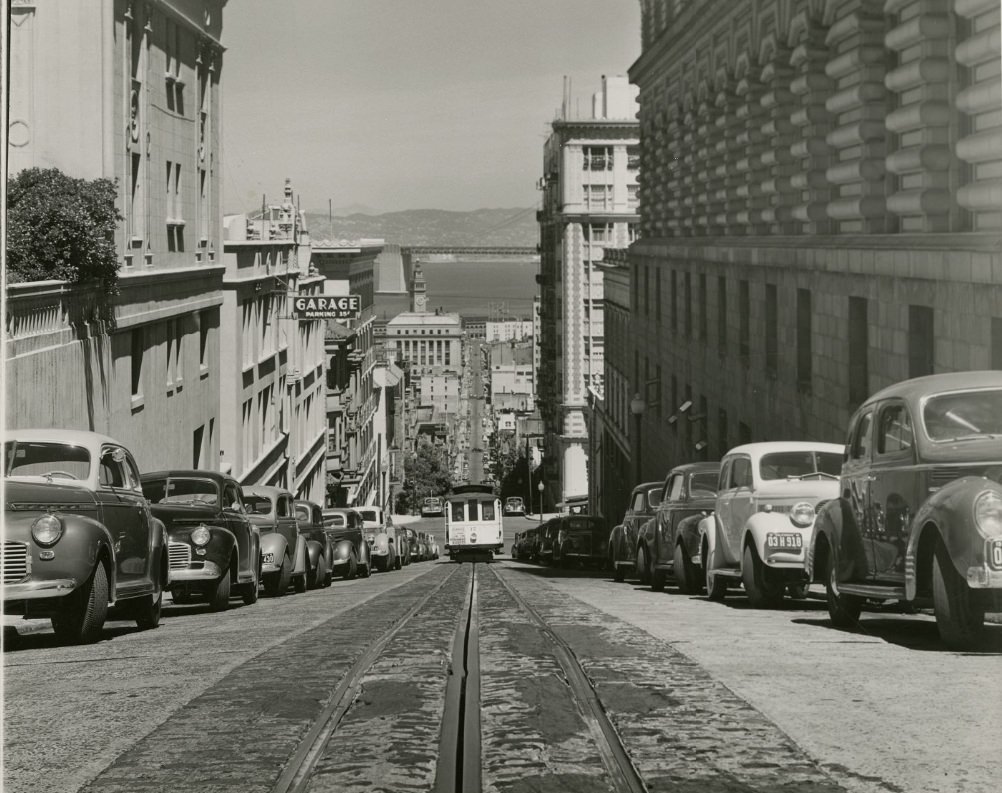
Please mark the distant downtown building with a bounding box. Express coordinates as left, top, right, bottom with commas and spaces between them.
384, 264, 464, 378
5, 1, 226, 473
536, 75, 640, 505
626, 0, 1002, 483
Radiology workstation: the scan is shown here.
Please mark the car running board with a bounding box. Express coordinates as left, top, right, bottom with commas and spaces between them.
837, 583, 906, 599
711, 568, 743, 579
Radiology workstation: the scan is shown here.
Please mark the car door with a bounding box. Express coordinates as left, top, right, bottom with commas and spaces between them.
98, 445, 150, 591
656, 474, 684, 563
867, 400, 919, 583
223, 481, 253, 577
842, 408, 876, 579
719, 455, 753, 563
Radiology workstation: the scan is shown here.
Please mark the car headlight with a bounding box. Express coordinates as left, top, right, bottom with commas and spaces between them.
789, 502, 815, 528
191, 525, 211, 546
31, 514, 63, 547
973, 490, 1002, 537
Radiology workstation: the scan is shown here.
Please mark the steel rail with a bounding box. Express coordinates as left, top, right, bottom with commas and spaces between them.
490, 566, 649, 793
270, 564, 462, 793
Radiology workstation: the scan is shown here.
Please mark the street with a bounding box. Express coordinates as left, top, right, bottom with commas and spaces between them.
5, 514, 999, 793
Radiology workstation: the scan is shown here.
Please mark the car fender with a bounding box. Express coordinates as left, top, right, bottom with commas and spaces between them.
697, 514, 718, 568
259, 532, 289, 563
676, 513, 704, 560
149, 516, 168, 590
293, 534, 308, 576
305, 539, 324, 571
608, 524, 624, 561
905, 476, 1002, 600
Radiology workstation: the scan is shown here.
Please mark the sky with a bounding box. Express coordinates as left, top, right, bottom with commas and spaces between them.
221, 0, 641, 215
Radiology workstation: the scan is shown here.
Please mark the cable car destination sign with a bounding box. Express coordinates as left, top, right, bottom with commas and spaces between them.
293, 295, 361, 320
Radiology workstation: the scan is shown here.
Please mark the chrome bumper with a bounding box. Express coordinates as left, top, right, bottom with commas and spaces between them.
4, 578, 79, 600
169, 562, 222, 583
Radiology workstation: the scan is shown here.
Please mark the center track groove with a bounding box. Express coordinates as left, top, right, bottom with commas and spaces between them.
490, 565, 649, 793
270, 565, 462, 793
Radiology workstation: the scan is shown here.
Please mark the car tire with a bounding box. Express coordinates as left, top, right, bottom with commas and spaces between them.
133, 589, 163, 630
306, 557, 319, 590
742, 544, 784, 608
703, 540, 728, 602
825, 543, 863, 628
207, 570, 231, 612
635, 545, 650, 585
932, 538, 986, 650
52, 562, 108, 645
242, 564, 260, 606
293, 569, 307, 594
345, 551, 358, 580
674, 542, 695, 595
612, 559, 625, 583
265, 553, 291, 597
394, 554, 402, 571
651, 567, 666, 592
360, 560, 371, 579
313, 556, 328, 590
323, 557, 334, 587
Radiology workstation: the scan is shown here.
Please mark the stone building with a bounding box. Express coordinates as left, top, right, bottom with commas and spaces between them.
383, 266, 464, 378
536, 75, 641, 504
628, 0, 1002, 481
5, 0, 227, 473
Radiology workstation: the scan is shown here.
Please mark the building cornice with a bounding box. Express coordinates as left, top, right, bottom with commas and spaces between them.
632, 232, 1002, 254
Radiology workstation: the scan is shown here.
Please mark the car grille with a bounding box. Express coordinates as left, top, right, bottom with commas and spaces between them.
2, 542, 29, 583
168, 542, 192, 570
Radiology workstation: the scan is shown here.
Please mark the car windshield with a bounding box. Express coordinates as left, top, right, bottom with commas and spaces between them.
244, 495, 273, 515
4, 441, 91, 481
759, 451, 842, 480
144, 477, 218, 505
689, 472, 718, 498
358, 509, 379, 522
923, 389, 1002, 441
323, 513, 347, 528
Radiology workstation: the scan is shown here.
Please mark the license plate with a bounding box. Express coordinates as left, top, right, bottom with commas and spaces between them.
989, 539, 1002, 571
766, 533, 803, 551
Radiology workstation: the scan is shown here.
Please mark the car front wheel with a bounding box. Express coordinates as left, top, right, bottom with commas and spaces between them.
207, 569, 231, 612
703, 540, 728, 601
345, 551, 358, 580
242, 563, 260, 605
825, 543, 862, 628
674, 542, 696, 595
134, 589, 163, 630
52, 562, 109, 644
932, 538, 986, 650
742, 544, 784, 608
635, 545, 650, 585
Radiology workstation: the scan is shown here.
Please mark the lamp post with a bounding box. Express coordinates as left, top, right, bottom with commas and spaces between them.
630, 392, 646, 486
537, 481, 545, 524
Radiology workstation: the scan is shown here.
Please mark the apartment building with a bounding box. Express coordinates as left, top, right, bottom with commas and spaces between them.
628, 0, 1002, 481
219, 181, 326, 502
5, 0, 226, 473
536, 75, 640, 503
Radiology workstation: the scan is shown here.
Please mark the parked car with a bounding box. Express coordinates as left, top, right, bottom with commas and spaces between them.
294, 500, 335, 589
646, 463, 720, 593
321, 508, 372, 579
511, 531, 522, 558
417, 532, 430, 561
357, 506, 400, 571
609, 481, 662, 583
699, 442, 844, 607
538, 518, 560, 564
810, 371, 1002, 649
3, 430, 167, 643
552, 515, 611, 569
403, 526, 421, 563
504, 496, 525, 516
142, 470, 261, 609
427, 533, 440, 559
243, 486, 309, 596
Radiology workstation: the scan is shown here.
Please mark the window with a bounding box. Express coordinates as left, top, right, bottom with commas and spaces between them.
765, 283, 778, 376
730, 457, 752, 488
627, 184, 639, 210
717, 275, 727, 355
99, 448, 127, 488
627, 145, 640, 170
451, 501, 464, 521
467, 499, 480, 522
908, 304, 934, 378
587, 185, 610, 210
481, 501, 496, 521
849, 411, 874, 460
877, 404, 914, 455
665, 475, 684, 502
849, 297, 869, 405
738, 280, 750, 364
131, 328, 144, 399
797, 288, 812, 393
588, 223, 609, 243
583, 146, 613, 171
198, 310, 210, 374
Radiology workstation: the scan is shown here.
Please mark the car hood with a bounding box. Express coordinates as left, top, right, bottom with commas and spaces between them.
150, 503, 223, 524
4, 478, 97, 510
246, 514, 278, 531
752, 481, 840, 502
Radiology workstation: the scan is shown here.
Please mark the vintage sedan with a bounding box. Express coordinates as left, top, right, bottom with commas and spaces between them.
699, 442, 844, 607
243, 486, 309, 596
552, 515, 611, 569
646, 463, 720, 593
504, 496, 525, 516
402, 526, 421, 564
4, 429, 167, 643
427, 533, 440, 559
357, 506, 400, 571
321, 507, 372, 579
609, 481, 662, 583
294, 500, 335, 589
538, 518, 560, 564
421, 497, 445, 517
142, 470, 261, 609
810, 371, 1002, 649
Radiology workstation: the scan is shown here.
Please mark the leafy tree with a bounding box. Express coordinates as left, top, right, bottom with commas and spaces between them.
398, 443, 453, 513
6, 168, 122, 294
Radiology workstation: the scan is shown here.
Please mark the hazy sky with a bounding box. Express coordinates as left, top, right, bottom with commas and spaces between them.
221, 0, 641, 214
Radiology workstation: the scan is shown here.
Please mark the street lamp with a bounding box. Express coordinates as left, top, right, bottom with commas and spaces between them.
537, 481, 545, 524
630, 392, 646, 486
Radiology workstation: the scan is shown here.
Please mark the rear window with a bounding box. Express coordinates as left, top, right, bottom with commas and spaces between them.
323, 513, 347, 528
294, 504, 311, 522
357, 509, 379, 522
923, 389, 1002, 442
244, 495, 272, 515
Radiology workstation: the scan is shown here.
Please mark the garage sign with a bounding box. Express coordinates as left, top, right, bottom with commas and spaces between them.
293, 295, 361, 320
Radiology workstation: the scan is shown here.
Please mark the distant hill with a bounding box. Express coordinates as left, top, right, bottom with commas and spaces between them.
303, 207, 538, 247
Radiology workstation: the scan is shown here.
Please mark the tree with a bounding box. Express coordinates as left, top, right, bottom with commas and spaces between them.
398, 443, 453, 514
6, 168, 123, 294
